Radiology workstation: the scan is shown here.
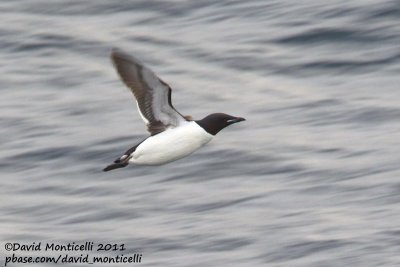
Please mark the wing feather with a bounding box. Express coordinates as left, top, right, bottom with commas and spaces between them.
111, 48, 187, 135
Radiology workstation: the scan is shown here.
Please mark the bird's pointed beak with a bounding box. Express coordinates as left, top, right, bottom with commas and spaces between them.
228, 117, 246, 124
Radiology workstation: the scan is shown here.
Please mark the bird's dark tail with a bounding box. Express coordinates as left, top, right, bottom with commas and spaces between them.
103, 162, 128, 172
103, 142, 143, 172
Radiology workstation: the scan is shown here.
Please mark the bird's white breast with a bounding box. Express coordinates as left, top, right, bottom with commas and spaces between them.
131, 121, 213, 165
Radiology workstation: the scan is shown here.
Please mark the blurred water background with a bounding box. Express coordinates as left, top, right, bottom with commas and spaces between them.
1, 0, 400, 266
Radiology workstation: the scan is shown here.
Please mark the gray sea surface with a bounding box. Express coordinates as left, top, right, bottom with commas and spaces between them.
1, 0, 400, 266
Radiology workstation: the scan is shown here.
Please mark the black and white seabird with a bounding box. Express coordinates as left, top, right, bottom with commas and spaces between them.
103, 48, 245, 172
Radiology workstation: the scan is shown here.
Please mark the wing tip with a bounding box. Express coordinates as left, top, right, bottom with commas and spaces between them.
111, 47, 145, 69
110, 47, 125, 60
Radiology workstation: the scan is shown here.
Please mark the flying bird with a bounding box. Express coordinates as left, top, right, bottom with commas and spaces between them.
103, 48, 245, 171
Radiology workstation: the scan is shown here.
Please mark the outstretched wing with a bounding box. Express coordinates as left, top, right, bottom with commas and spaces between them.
111, 48, 187, 135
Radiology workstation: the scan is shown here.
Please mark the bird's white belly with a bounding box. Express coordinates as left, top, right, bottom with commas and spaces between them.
131, 122, 213, 165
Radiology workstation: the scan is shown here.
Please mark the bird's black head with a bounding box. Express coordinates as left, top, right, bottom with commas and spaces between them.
196, 113, 245, 135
